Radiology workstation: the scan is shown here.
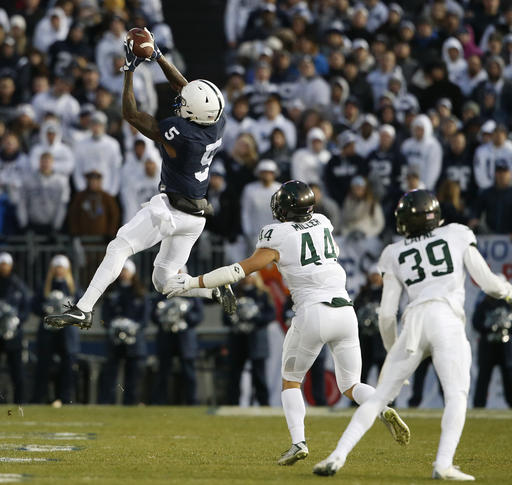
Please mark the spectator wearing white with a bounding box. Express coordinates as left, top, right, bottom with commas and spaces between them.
29, 120, 74, 177
401, 114, 442, 191
17, 152, 69, 234
95, 15, 126, 87
31, 74, 80, 127
223, 95, 257, 154
290, 127, 331, 187
122, 122, 157, 157
9, 15, 27, 56
367, 51, 404, 107
474, 123, 512, 190
120, 157, 160, 224
66, 104, 94, 147
293, 55, 330, 111
354, 114, 379, 158
455, 54, 488, 97
33, 7, 69, 54
222, 65, 247, 115
364, 0, 389, 33
100, 51, 157, 116
352, 38, 375, 73
442, 37, 467, 83
243, 60, 279, 118
224, 0, 262, 48
73, 111, 122, 197
325, 77, 350, 125
121, 138, 162, 189
253, 94, 296, 153
140, 0, 164, 24
340, 175, 385, 237
478, 120, 497, 145
240, 159, 281, 251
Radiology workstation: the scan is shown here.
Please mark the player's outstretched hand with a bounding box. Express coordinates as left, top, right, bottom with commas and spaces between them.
165, 273, 193, 298
144, 27, 162, 61
121, 39, 146, 72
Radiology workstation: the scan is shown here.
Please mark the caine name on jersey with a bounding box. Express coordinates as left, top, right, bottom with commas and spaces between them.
291, 218, 321, 231
404, 231, 433, 245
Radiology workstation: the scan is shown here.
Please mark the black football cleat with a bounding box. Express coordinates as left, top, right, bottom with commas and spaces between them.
44, 304, 93, 330
212, 284, 237, 315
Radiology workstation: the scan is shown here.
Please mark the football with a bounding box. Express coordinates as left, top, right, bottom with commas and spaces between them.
126, 27, 154, 58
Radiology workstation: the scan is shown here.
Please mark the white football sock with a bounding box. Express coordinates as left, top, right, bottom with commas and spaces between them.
435, 392, 467, 470
180, 288, 213, 299
352, 383, 375, 405
281, 388, 306, 444
77, 238, 132, 312
331, 397, 383, 460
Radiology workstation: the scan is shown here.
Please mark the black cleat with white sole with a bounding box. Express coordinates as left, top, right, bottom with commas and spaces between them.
44, 305, 93, 330
212, 284, 237, 315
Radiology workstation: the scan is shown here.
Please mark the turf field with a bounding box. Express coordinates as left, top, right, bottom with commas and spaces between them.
0, 406, 511, 484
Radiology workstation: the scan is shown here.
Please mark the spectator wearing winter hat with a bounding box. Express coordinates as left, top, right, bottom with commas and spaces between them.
352, 38, 375, 74
291, 127, 331, 188
240, 159, 281, 252
9, 15, 27, 56
401, 114, 443, 191
345, 5, 371, 42
355, 114, 380, 158
340, 175, 384, 237
33, 7, 69, 54
324, 130, 368, 207
442, 37, 467, 83
94, 15, 125, 88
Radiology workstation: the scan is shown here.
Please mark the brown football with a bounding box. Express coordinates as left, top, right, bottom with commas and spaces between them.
126, 27, 154, 58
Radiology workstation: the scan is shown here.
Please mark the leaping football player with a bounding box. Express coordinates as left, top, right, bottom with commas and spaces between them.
313, 190, 512, 480
165, 180, 410, 465
44, 29, 235, 329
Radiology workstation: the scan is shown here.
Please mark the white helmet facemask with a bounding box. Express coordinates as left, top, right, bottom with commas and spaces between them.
174, 79, 225, 126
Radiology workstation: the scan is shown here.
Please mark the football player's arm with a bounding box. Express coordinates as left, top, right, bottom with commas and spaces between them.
122, 72, 165, 143
378, 272, 402, 352
156, 55, 188, 91
197, 248, 279, 288
463, 245, 512, 301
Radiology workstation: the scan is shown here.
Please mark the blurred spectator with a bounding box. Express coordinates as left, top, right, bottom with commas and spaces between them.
223, 95, 257, 154
20, 0, 45, 41
354, 114, 379, 157
393, 40, 419, 83
243, 3, 284, 41
457, 55, 488, 98
0, 252, 29, 404
95, 15, 125, 86
342, 59, 373, 112
310, 183, 341, 235
66, 103, 93, 146
352, 39, 374, 74
367, 51, 404, 107
29, 119, 74, 176
74, 63, 99, 104
472, 290, 512, 408
10, 104, 39, 152
31, 74, 79, 126
224, 0, 261, 49
68, 170, 120, 238
243, 61, 278, 118
335, 95, 362, 133
17, 151, 69, 235
261, 127, 292, 181
101, 259, 148, 405
222, 65, 247, 114
33, 7, 69, 54
224, 273, 274, 405
473, 123, 512, 190
437, 179, 468, 225
324, 130, 367, 207
340, 175, 384, 237
0, 74, 18, 122
120, 157, 160, 224
32, 255, 79, 406
401, 114, 442, 190
290, 127, 330, 187
152, 294, 203, 405
471, 0, 501, 44
241, 159, 280, 250
73, 111, 122, 196
470, 159, 512, 234
325, 77, 349, 125
253, 93, 296, 153
354, 266, 386, 384
442, 37, 467, 83
293, 55, 330, 111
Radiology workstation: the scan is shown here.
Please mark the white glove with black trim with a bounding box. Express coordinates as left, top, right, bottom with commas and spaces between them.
165, 273, 194, 298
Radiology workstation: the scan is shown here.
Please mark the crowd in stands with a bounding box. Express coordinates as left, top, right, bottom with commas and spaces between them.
0, 0, 512, 406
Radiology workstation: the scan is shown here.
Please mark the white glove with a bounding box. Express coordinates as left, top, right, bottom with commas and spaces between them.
165, 273, 193, 298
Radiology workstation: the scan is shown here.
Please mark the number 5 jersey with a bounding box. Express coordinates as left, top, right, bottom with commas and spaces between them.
256, 213, 350, 311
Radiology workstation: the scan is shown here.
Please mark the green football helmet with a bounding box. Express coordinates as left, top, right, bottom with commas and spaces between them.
271, 180, 315, 223
395, 189, 442, 237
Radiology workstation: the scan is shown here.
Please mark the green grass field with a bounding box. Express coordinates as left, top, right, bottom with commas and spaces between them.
0, 406, 511, 484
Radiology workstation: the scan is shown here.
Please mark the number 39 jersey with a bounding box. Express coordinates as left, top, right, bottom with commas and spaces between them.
256, 213, 350, 310
378, 223, 476, 317
157, 114, 226, 199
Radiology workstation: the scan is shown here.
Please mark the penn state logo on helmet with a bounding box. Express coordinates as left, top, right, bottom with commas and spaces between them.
174, 79, 225, 125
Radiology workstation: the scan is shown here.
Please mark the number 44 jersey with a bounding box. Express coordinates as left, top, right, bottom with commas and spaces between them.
378, 223, 476, 318
256, 213, 350, 311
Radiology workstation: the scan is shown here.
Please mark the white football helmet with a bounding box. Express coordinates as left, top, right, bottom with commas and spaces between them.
175, 79, 225, 125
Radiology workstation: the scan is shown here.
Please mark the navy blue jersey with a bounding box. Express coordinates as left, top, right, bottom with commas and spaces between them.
158, 114, 226, 199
